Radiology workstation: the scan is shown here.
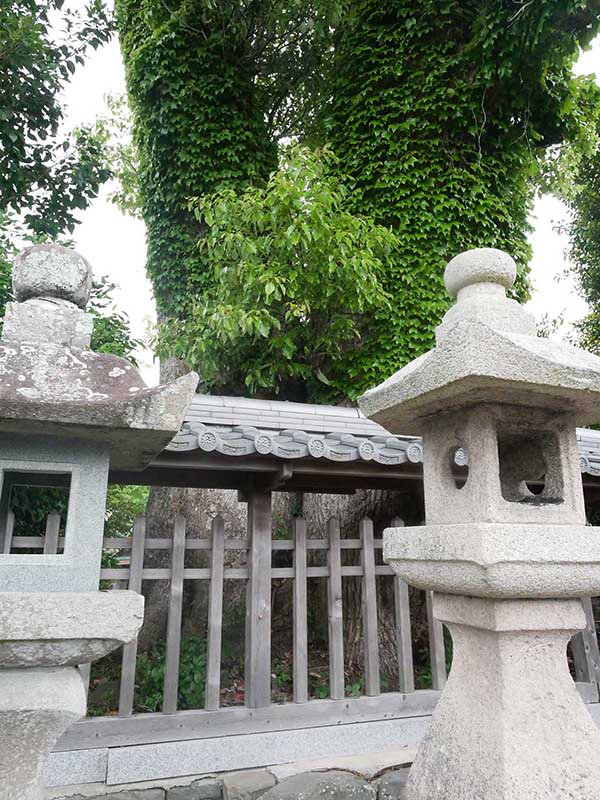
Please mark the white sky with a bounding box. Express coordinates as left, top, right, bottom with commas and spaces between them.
60, 20, 600, 387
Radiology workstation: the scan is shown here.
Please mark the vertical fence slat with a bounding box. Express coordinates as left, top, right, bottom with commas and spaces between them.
360, 518, 380, 696
426, 590, 447, 690
293, 517, 308, 704
245, 491, 272, 709
163, 515, 186, 714
118, 515, 147, 717
394, 576, 415, 693
205, 515, 225, 711
43, 512, 60, 555
572, 597, 600, 684
3, 510, 14, 554
390, 517, 414, 693
327, 517, 345, 700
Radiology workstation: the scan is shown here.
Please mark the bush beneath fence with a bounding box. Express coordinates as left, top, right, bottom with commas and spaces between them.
89, 636, 207, 715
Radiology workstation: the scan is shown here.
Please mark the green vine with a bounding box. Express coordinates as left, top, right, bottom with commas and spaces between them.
320, 1, 600, 393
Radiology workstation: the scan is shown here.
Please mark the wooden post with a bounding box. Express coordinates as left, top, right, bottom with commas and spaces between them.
205, 515, 225, 711
426, 590, 447, 690
293, 518, 308, 703
2, 510, 14, 554
360, 518, 380, 696
572, 597, 600, 685
394, 576, 415, 693
43, 512, 60, 555
0, 474, 15, 553
118, 515, 147, 717
327, 517, 345, 700
163, 515, 186, 714
390, 517, 414, 693
245, 490, 272, 709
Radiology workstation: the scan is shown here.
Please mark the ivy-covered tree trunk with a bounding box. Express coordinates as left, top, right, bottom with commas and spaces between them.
319, 0, 600, 393
115, 0, 278, 315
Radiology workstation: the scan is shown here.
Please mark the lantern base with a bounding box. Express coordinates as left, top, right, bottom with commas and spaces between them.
404, 594, 600, 800
0, 666, 86, 800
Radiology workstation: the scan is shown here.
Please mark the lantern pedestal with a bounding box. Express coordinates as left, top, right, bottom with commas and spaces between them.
0, 591, 144, 800
0, 667, 86, 800
404, 595, 600, 800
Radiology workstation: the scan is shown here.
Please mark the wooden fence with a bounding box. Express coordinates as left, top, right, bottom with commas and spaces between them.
98, 513, 447, 716
7, 509, 600, 753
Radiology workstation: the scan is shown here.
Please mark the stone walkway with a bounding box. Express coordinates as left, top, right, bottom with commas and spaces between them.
47, 749, 415, 800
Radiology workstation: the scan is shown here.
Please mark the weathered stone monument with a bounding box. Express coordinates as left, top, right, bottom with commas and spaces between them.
0, 244, 197, 799
360, 248, 600, 799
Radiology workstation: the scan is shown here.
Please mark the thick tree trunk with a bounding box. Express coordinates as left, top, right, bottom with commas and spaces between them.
302, 488, 427, 691
139, 481, 297, 662
138, 486, 248, 650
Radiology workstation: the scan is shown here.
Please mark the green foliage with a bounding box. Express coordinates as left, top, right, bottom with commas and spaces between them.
87, 278, 143, 361
0, 3, 129, 366
318, 1, 600, 393
93, 94, 142, 219
105, 485, 149, 538
9, 484, 69, 537
563, 119, 600, 354
159, 146, 395, 401
115, 0, 338, 315
126, 1, 600, 402
115, 0, 277, 313
135, 635, 207, 712
0, 1, 114, 235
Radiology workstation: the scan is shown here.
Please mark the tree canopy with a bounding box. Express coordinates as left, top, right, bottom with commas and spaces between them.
1, 1, 114, 236
0, 2, 139, 360
562, 134, 600, 354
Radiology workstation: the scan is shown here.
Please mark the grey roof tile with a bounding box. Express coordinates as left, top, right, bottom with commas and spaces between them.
167, 393, 600, 474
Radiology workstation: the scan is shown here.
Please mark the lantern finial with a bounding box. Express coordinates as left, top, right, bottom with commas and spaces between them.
444, 247, 516, 298
13, 243, 92, 309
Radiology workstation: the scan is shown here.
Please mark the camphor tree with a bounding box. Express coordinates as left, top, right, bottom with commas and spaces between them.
115, 0, 335, 320
152, 1, 600, 402
320, 0, 600, 394
117, 0, 600, 679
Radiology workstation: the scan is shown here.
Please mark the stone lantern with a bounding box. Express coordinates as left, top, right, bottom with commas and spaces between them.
0, 244, 197, 800
359, 248, 600, 799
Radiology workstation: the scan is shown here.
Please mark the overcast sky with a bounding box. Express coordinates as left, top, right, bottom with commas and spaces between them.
61, 18, 600, 386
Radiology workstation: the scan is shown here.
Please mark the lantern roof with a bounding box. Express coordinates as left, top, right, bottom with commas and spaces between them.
0, 245, 197, 469
359, 248, 600, 434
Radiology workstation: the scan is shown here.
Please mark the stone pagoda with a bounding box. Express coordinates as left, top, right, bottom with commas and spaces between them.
360, 248, 600, 799
0, 244, 197, 799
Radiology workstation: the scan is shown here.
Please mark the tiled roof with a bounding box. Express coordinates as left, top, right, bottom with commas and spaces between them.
168, 394, 600, 475
167, 394, 423, 466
